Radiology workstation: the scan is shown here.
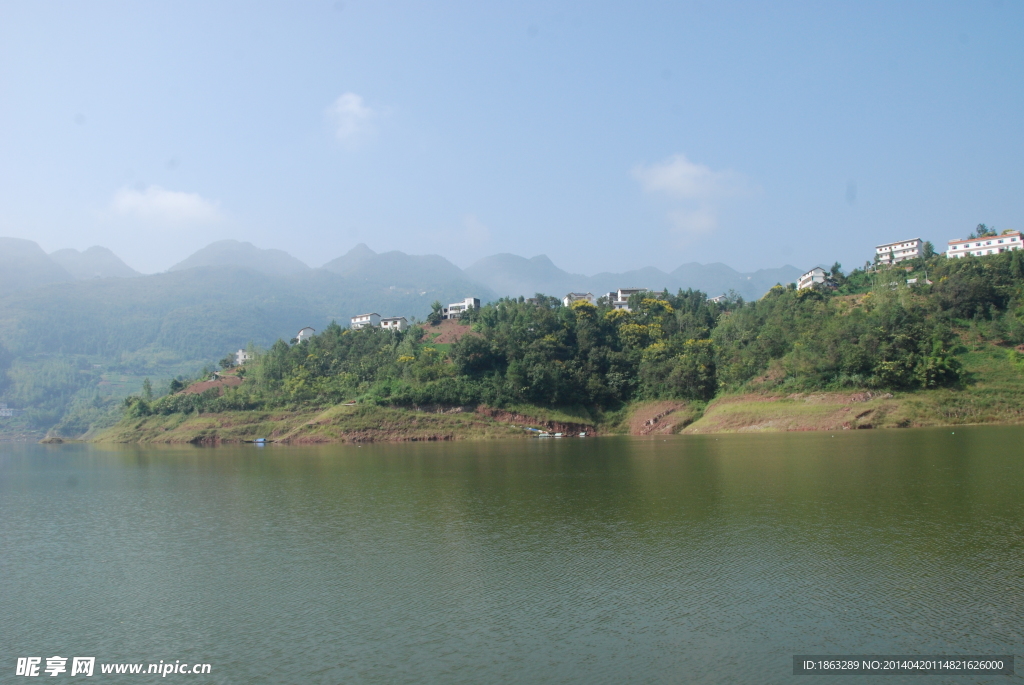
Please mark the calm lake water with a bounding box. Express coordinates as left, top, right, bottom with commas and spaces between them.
1, 428, 1022, 684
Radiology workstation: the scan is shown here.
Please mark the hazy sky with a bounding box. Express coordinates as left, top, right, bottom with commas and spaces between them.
1, 1, 1021, 275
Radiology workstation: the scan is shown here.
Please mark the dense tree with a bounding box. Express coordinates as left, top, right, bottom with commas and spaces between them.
427, 301, 443, 326
120, 250, 1024, 420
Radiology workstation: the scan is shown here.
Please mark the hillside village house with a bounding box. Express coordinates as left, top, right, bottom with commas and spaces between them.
234, 349, 251, 366
296, 327, 315, 342
350, 313, 381, 330
946, 231, 1022, 258
442, 297, 480, 320
562, 292, 594, 307
380, 316, 409, 331
797, 267, 828, 290
708, 294, 727, 304
875, 238, 922, 265
606, 288, 647, 311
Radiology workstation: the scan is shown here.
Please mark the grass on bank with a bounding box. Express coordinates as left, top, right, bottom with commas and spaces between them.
96, 403, 527, 444
97, 339, 1024, 443
683, 340, 1024, 433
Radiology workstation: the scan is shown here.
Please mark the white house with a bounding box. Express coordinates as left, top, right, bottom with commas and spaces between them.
606, 288, 647, 311
797, 267, 828, 290
296, 327, 315, 343
562, 292, 594, 307
708, 294, 727, 304
380, 316, 409, 331
234, 349, 251, 366
946, 231, 1022, 259
442, 297, 480, 320
876, 238, 922, 265
350, 314, 381, 330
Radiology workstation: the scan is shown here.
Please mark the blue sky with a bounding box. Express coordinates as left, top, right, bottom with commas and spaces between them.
1, 1, 1021, 275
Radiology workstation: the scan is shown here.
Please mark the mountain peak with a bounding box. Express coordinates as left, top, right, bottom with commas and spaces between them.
0, 237, 75, 295
50, 246, 140, 279
320, 243, 378, 273
349, 243, 376, 258
321, 246, 471, 289
168, 240, 310, 276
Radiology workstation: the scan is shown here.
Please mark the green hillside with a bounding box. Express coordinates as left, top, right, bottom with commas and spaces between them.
111, 249, 1024, 442
0, 264, 493, 436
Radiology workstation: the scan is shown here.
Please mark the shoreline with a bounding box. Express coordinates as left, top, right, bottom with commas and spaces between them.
90, 388, 1024, 445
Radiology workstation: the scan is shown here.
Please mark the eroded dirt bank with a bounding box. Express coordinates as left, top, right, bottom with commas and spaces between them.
97, 403, 598, 445
96, 387, 1024, 445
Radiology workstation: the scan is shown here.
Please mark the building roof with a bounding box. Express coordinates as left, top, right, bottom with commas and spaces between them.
948, 230, 1020, 245
800, 266, 827, 276
875, 238, 922, 249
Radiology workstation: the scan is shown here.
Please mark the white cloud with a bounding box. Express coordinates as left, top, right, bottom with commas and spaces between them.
632, 153, 748, 200
327, 92, 375, 144
110, 185, 222, 224
633, 153, 756, 240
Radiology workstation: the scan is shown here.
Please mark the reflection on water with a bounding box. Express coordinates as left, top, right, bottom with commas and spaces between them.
1, 428, 1021, 683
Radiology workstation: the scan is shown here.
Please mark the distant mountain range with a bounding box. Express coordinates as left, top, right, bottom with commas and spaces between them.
0, 236, 803, 434
463, 253, 801, 302
168, 240, 310, 277
0, 238, 140, 295
0, 237, 802, 304
0, 238, 76, 294
51, 246, 141, 279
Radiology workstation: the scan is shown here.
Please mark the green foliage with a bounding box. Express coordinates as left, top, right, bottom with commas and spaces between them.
0, 264, 495, 433
1008, 348, 1024, 373
109, 251, 1024, 422
427, 301, 443, 326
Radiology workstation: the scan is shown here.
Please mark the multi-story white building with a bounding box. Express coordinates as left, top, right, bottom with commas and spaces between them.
946, 231, 1022, 259
234, 349, 251, 366
442, 297, 480, 320
296, 327, 316, 342
350, 313, 381, 330
875, 238, 922, 265
562, 292, 594, 307
380, 316, 409, 331
606, 288, 647, 311
797, 267, 828, 290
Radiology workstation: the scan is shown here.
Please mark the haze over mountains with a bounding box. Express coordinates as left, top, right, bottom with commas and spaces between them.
463, 253, 802, 303
0, 236, 801, 434
168, 240, 310, 277
50, 246, 141, 280
0, 238, 140, 294
0, 237, 801, 303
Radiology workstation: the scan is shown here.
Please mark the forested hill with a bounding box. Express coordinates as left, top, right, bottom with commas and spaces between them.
0, 264, 490, 435
125, 250, 1024, 431
0, 236, 805, 436
0, 266, 489, 360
